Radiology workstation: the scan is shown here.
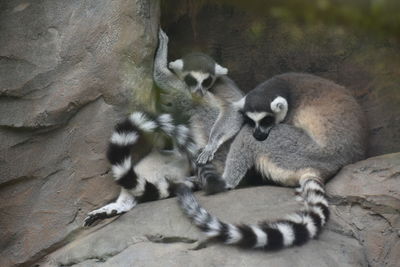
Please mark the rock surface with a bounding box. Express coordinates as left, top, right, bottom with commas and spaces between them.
0, 1, 159, 266
37, 153, 400, 267
327, 153, 400, 267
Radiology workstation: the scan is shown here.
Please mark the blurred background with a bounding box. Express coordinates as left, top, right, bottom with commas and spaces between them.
161, 0, 400, 157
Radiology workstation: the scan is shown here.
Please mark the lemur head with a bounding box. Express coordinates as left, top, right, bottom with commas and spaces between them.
234, 79, 290, 141
169, 53, 228, 97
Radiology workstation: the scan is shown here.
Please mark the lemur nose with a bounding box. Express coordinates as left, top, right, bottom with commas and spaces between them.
253, 131, 266, 141
193, 87, 204, 97
253, 127, 271, 141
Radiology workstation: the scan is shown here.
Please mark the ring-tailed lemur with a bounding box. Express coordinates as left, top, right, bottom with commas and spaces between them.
149, 29, 244, 195
177, 73, 367, 250
84, 29, 243, 226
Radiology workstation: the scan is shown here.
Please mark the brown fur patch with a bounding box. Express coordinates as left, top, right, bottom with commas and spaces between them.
293, 105, 329, 146
256, 155, 320, 186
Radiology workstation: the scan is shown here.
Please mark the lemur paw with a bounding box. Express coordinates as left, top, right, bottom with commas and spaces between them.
83, 210, 121, 227
184, 176, 202, 190
204, 176, 227, 195
196, 146, 216, 165
159, 28, 169, 43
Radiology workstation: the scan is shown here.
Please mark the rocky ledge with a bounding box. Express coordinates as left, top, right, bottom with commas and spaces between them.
36, 153, 400, 267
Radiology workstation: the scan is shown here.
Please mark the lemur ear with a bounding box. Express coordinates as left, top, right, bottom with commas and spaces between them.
270, 96, 287, 112
215, 63, 228, 76
233, 96, 246, 110
271, 96, 288, 123
169, 59, 184, 71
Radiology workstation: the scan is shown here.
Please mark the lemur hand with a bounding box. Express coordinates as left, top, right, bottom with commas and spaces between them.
197, 145, 216, 165
159, 28, 169, 44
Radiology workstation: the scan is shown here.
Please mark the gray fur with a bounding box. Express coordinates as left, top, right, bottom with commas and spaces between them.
189, 76, 244, 175
182, 53, 217, 73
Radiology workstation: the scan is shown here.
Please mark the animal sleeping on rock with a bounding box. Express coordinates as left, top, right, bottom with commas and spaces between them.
84, 29, 244, 226
177, 73, 367, 250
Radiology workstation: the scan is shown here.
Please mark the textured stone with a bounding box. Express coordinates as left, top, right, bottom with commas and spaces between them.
327, 153, 400, 267
0, 1, 160, 266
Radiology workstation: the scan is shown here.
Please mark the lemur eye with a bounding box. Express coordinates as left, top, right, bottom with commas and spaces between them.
243, 115, 256, 127
202, 76, 213, 87
259, 116, 274, 126
184, 75, 197, 87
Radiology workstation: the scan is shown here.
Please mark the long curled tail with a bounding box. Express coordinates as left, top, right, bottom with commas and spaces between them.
108, 111, 197, 191
176, 178, 329, 250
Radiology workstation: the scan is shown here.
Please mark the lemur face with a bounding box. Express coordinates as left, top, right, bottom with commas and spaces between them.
183, 71, 215, 97
235, 95, 288, 141
169, 53, 228, 97
244, 111, 275, 141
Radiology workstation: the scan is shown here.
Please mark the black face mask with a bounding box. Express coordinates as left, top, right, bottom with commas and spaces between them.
241, 112, 275, 141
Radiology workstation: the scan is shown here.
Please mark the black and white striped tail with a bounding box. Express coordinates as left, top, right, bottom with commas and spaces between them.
108, 111, 198, 196
176, 178, 329, 250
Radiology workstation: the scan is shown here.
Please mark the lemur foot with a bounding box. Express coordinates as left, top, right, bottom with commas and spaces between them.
184, 176, 202, 191
83, 201, 136, 227
196, 145, 216, 165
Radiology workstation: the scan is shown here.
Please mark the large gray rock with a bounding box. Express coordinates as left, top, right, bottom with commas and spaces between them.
327, 153, 400, 267
37, 153, 400, 267
0, 1, 160, 266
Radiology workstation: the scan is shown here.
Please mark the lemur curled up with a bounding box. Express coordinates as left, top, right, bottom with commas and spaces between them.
84, 30, 243, 226
177, 73, 367, 250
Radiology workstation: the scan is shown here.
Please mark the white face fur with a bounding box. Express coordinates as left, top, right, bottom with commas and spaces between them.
246, 112, 271, 126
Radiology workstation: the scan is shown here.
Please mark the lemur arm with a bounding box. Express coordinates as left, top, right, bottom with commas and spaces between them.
197, 103, 244, 165
153, 29, 186, 92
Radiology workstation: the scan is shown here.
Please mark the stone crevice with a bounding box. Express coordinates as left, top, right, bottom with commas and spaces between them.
57, 239, 148, 267
329, 195, 399, 214
145, 234, 198, 244
57, 234, 203, 267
